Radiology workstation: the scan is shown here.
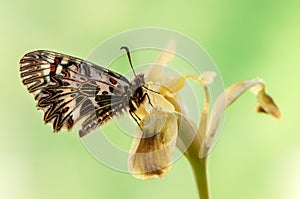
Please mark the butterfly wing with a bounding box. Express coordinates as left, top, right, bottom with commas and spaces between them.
20, 50, 131, 137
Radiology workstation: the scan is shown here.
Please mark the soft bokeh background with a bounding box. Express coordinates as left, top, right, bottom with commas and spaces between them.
1, 0, 299, 199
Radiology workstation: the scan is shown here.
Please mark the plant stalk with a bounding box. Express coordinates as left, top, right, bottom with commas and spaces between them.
189, 156, 209, 199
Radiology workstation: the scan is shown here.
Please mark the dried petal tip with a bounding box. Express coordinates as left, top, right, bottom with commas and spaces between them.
256, 89, 281, 119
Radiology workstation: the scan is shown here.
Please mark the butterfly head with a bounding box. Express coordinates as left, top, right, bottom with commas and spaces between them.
132, 74, 145, 89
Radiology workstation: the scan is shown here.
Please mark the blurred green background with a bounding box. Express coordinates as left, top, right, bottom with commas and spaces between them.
1, 0, 299, 199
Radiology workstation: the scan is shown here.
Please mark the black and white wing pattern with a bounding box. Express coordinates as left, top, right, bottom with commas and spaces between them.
20, 50, 143, 137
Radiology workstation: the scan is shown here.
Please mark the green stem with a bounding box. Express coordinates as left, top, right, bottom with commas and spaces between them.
189, 156, 209, 199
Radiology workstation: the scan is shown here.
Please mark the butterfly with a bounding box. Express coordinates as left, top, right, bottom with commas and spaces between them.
19, 47, 148, 137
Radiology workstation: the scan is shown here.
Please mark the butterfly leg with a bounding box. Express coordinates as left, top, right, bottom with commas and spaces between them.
143, 86, 160, 94
129, 110, 143, 132
143, 93, 154, 107
129, 110, 141, 121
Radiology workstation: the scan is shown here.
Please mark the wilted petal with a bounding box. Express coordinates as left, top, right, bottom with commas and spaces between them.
145, 40, 176, 83
160, 76, 186, 94
176, 112, 198, 156
175, 73, 215, 158
250, 83, 281, 119
128, 106, 178, 180
199, 78, 281, 158
152, 72, 216, 96
147, 72, 217, 116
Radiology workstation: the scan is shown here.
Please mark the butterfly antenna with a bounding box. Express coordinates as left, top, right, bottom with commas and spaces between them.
120, 46, 137, 77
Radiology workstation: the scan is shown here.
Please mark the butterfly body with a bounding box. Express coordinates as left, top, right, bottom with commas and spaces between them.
20, 50, 146, 137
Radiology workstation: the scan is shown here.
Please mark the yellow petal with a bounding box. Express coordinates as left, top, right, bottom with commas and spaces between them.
128, 106, 178, 180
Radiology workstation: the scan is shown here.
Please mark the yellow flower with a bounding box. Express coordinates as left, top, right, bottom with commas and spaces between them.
127, 41, 281, 190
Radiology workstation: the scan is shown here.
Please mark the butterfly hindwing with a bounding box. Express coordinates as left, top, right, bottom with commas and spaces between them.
20, 50, 132, 136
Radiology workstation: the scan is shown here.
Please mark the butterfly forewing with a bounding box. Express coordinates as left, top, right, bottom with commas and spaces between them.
20, 50, 140, 137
